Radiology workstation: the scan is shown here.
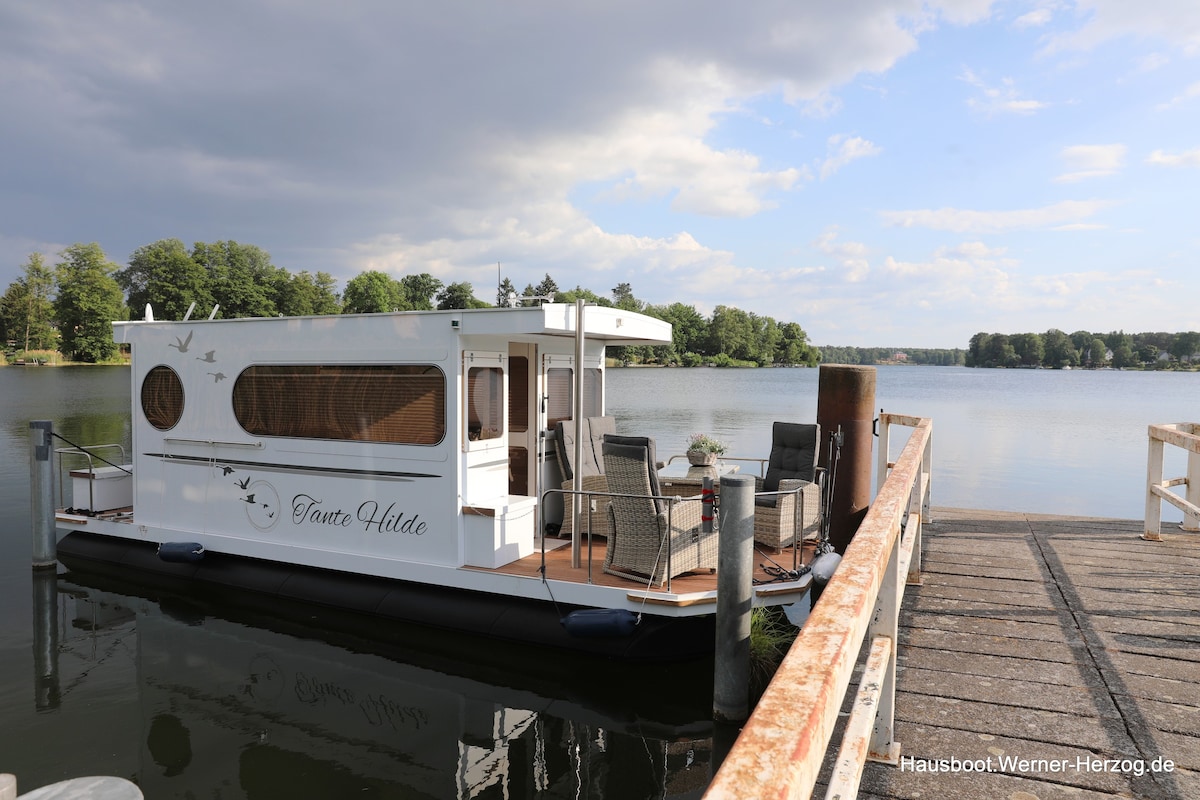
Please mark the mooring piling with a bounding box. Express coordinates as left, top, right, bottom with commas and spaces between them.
29, 420, 56, 569
816, 365, 877, 554
713, 473, 755, 724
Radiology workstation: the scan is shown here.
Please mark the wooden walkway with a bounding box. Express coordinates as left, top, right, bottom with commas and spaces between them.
820, 507, 1200, 800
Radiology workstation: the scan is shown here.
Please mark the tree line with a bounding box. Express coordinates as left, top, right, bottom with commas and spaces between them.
967, 329, 1200, 369
814, 346, 965, 366
1, 239, 820, 366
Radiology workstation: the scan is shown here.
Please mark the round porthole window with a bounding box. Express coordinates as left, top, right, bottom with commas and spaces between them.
142, 365, 184, 431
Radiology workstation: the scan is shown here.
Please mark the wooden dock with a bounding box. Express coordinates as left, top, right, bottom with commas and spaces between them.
818, 507, 1199, 799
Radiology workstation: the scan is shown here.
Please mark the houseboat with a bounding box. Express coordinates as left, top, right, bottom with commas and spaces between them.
54, 303, 811, 660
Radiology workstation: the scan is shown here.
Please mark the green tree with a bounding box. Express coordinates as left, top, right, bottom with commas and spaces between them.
1111, 342, 1135, 369
277, 270, 341, 316
751, 314, 782, 365
1069, 330, 1094, 354
707, 305, 755, 361
649, 302, 707, 359
53, 243, 126, 362
192, 241, 281, 318
342, 270, 405, 313
118, 238, 214, 321
558, 286, 612, 305
983, 333, 1017, 368
1169, 331, 1200, 363
776, 321, 817, 365
1010, 332, 1044, 367
400, 273, 443, 310
1, 252, 57, 351
1088, 337, 1108, 367
1041, 328, 1078, 369
966, 332, 990, 367
436, 281, 487, 309
496, 277, 518, 307
521, 273, 559, 305
612, 282, 642, 312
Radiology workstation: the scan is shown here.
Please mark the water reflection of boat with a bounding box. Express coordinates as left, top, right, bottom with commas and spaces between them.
51, 571, 714, 799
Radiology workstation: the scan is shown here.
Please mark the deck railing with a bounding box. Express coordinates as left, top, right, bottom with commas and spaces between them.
703, 412, 932, 800
1144, 422, 1200, 541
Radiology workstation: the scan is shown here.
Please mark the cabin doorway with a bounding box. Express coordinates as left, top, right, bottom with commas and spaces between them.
507, 342, 536, 497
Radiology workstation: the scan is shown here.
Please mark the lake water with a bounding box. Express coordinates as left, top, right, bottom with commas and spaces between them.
0, 367, 713, 799
1, 364, 1195, 796
608, 365, 1197, 522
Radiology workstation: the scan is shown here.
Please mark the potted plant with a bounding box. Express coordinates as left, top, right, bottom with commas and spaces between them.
686, 433, 727, 466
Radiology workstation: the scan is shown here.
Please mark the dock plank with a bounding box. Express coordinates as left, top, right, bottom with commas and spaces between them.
818, 508, 1200, 800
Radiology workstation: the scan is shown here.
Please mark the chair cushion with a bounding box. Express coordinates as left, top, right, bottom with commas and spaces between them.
602, 434, 662, 513
763, 422, 819, 492
584, 416, 616, 475
556, 416, 616, 481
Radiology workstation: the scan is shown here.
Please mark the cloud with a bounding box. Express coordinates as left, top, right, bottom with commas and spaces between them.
929, 0, 996, 26
1013, 9, 1053, 29
1156, 81, 1200, 110
813, 227, 871, 282
1146, 147, 1200, 167
0, 1, 940, 295
1137, 52, 1171, 73
880, 200, 1114, 232
1043, 0, 1200, 55
1054, 144, 1127, 182
819, 134, 883, 180
960, 68, 1049, 115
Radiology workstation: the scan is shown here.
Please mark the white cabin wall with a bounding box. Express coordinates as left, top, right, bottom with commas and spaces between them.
124, 315, 461, 568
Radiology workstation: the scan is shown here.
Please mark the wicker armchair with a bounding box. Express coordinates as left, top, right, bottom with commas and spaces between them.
555, 417, 616, 538
753, 422, 823, 551
601, 435, 717, 586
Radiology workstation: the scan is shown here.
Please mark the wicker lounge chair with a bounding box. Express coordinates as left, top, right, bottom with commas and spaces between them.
601, 434, 717, 586
555, 416, 615, 538
753, 422, 823, 551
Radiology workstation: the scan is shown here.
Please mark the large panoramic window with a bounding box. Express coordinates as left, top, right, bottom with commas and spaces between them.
141, 365, 184, 431
233, 365, 446, 445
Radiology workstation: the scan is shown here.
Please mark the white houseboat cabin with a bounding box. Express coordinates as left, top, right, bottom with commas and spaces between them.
54, 303, 812, 660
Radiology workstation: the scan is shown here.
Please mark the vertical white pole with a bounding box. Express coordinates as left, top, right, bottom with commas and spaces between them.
866, 530, 901, 764
875, 412, 889, 500
1183, 424, 1200, 532
571, 300, 585, 569
1144, 428, 1164, 541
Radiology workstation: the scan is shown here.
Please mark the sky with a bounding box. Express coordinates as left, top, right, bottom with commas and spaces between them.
2, 1, 1198, 349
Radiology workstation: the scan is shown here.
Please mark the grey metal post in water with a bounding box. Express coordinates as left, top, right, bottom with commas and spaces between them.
713, 474, 754, 723
29, 420, 56, 568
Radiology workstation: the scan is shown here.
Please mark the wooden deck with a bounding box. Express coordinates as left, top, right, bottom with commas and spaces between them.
473, 534, 815, 599
817, 507, 1200, 799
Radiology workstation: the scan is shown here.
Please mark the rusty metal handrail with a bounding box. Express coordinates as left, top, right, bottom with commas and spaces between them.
1143, 422, 1200, 541
704, 412, 932, 800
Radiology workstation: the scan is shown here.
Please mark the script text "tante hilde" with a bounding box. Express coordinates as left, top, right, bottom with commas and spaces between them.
291, 494, 428, 535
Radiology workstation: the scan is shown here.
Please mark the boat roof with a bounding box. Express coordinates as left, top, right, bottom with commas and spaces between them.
114, 303, 673, 347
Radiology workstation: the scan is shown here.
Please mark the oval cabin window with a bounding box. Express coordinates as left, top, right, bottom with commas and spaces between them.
142, 365, 185, 431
